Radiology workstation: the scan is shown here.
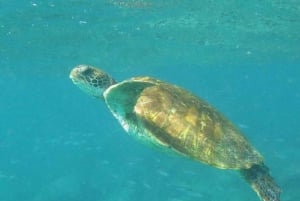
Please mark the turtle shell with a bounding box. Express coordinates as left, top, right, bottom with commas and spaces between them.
104, 77, 263, 169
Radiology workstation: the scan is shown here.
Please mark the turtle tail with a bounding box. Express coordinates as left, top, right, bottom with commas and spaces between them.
240, 163, 281, 201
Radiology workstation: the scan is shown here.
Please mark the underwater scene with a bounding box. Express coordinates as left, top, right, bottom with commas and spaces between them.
1, 1, 299, 201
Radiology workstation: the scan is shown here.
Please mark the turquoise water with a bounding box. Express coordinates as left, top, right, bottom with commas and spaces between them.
1, 1, 299, 201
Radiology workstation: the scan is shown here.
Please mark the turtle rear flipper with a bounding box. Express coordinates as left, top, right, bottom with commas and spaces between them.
240, 164, 281, 201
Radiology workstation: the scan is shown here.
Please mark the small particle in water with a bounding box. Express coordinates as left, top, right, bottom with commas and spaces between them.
79, 21, 87, 24
238, 124, 249, 129
246, 50, 252, 55
127, 180, 137, 185
182, 170, 197, 176
204, 40, 210, 46
101, 160, 110, 165
143, 182, 152, 189
157, 169, 169, 177
31, 2, 37, 7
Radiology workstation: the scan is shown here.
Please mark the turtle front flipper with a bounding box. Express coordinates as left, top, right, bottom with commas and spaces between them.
240, 164, 281, 201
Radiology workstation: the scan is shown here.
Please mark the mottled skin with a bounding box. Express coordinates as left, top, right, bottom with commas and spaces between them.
70, 65, 281, 201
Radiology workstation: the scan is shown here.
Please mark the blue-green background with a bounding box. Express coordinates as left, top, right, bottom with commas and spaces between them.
1, 1, 299, 201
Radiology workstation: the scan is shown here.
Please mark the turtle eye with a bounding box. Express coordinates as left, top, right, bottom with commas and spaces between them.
81, 67, 94, 76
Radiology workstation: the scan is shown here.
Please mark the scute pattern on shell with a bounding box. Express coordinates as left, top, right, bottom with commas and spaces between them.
132, 77, 263, 169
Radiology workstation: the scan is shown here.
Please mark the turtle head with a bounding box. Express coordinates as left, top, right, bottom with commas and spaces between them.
70, 65, 116, 99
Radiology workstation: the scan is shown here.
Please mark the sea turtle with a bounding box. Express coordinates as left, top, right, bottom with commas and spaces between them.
70, 65, 281, 201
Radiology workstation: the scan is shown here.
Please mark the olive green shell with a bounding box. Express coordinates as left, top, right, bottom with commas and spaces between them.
104, 77, 263, 169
